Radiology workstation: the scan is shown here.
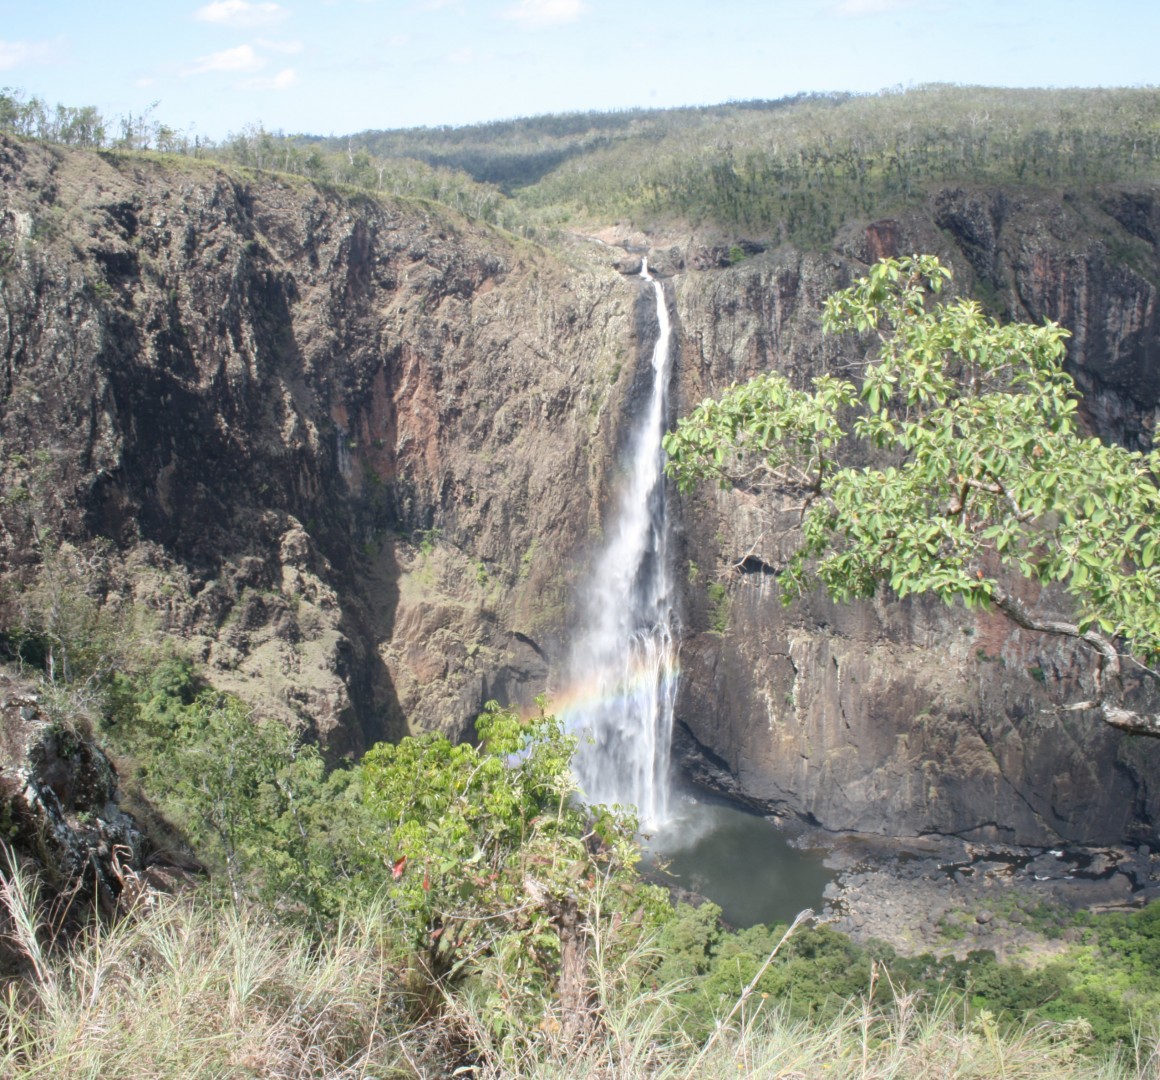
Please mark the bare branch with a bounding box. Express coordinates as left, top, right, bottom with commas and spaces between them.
1123, 653, 1160, 686
731, 535, 767, 574
991, 584, 1160, 736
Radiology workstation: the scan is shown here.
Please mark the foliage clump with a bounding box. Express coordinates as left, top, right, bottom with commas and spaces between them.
666, 254, 1160, 735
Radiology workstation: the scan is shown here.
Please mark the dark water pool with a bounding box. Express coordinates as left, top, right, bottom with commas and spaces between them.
641, 788, 834, 928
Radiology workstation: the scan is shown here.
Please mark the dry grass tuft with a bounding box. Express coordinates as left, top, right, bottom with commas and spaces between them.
0, 862, 410, 1078
2, 865, 1158, 1079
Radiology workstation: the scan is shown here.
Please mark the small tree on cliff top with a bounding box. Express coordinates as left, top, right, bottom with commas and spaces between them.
663, 255, 1160, 736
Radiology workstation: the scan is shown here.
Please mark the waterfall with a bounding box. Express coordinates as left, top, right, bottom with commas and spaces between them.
563, 259, 678, 831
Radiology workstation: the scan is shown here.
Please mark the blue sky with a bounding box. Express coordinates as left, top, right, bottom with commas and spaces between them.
1, 1, 1155, 141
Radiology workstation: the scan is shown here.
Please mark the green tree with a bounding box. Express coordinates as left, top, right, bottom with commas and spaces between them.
358, 701, 660, 1035
6, 543, 142, 695
146, 692, 322, 905
106, 666, 663, 1033
664, 255, 1160, 735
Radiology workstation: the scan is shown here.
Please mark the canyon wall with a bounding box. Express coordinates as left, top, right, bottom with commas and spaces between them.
3, 133, 1159, 845
667, 186, 1160, 845
0, 135, 642, 756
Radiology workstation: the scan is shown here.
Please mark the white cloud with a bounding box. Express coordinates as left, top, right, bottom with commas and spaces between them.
185, 44, 266, 74
240, 67, 298, 90
831, 0, 920, 14
501, 0, 589, 27
194, 1, 288, 27
256, 37, 304, 53
0, 38, 55, 71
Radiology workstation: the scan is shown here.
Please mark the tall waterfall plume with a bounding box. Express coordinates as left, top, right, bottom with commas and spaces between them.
563, 259, 678, 831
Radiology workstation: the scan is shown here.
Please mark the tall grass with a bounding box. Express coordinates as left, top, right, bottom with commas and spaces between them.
2, 857, 1157, 1079
443, 975, 1156, 1079
0, 861, 410, 1078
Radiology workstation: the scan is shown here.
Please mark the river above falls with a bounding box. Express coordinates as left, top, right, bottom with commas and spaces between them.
641, 787, 834, 928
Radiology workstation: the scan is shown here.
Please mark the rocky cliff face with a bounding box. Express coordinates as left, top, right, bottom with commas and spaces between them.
0, 671, 144, 953
0, 135, 641, 755
666, 185, 1160, 846
3, 133, 1159, 846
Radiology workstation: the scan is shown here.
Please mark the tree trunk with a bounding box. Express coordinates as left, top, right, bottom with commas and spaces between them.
555, 894, 593, 1046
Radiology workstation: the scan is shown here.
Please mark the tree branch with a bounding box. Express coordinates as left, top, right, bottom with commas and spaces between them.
989, 584, 1160, 737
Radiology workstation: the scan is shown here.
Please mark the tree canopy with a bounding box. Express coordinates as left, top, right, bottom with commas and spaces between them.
664, 255, 1160, 736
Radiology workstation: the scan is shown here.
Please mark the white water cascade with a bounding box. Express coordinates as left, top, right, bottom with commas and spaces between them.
563, 259, 678, 831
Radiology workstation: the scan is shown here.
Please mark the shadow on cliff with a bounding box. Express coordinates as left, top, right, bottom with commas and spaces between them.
331, 532, 407, 756
79, 254, 407, 760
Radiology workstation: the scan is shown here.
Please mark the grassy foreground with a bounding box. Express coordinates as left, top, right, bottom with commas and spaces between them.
2, 859, 1158, 1080
3, 598, 1160, 1076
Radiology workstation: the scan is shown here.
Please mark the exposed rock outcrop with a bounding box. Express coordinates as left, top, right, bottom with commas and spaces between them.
668, 187, 1160, 846
3, 132, 1159, 847
0, 136, 642, 754
0, 672, 141, 924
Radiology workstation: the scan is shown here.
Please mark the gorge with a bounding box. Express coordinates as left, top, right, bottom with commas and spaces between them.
3, 117, 1160, 914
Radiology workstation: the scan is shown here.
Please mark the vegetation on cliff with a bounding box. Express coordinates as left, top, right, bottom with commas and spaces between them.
4, 629, 1160, 1074
666, 255, 1160, 735
3, 84, 1160, 1075
5, 83, 1160, 248
4, 444, 1160, 1067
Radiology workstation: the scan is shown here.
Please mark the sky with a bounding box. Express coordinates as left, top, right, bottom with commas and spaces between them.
0, 0, 1155, 142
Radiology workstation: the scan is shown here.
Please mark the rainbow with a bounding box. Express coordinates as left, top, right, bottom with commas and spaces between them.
538, 656, 682, 729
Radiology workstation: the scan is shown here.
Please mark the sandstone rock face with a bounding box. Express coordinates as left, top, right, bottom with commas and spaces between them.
668, 188, 1160, 846
0, 136, 643, 753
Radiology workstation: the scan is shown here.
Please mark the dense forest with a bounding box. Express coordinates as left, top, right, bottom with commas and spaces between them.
6, 82, 1159, 247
